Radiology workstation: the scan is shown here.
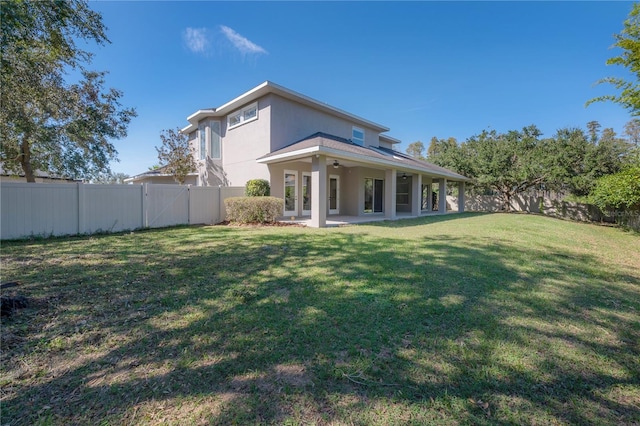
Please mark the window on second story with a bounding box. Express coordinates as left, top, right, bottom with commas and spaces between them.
209, 121, 221, 159
228, 102, 258, 130
199, 123, 207, 160
352, 127, 365, 146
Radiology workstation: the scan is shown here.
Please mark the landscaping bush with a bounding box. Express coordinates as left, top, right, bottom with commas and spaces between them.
225, 196, 283, 224
245, 179, 270, 196
589, 166, 640, 231
590, 166, 640, 211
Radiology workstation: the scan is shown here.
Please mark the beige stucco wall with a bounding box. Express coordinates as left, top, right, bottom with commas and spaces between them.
268, 94, 381, 151
267, 163, 396, 217
268, 161, 355, 217
221, 98, 272, 186
186, 92, 391, 191
334, 167, 356, 216
378, 140, 393, 149
356, 167, 387, 216
191, 124, 225, 187
189, 98, 272, 187
269, 161, 310, 202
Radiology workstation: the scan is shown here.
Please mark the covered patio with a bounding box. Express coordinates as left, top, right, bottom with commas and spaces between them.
257, 133, 470, 228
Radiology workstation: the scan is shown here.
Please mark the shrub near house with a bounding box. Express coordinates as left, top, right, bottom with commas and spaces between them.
245, 179, 270, 197
224, 197, 283, 224
226, 179, 281, 224
590, 166, 640, 212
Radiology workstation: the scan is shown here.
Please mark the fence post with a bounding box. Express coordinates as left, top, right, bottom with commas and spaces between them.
187, 185, 192, 225
218, 185, 223, 224
77, 182, 85, 235
141, 183, 148, 228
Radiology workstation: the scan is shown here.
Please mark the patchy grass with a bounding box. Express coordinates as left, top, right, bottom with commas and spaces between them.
1, 213, 639, 425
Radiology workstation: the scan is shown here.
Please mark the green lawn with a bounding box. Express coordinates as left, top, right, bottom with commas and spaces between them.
1, 213, 639, 425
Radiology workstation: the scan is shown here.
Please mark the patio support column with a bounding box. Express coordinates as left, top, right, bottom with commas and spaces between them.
424, 177, 433, 212
438, 178, 447, 214
458, 181, 465, 213
411, 174, 421, 216
311, 154, 327, 228
384, 168, 396, 220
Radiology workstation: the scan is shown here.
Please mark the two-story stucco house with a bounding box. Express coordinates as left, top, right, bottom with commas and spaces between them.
177, 81, 468, 227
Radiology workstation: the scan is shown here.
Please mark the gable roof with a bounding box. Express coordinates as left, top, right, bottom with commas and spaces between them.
181, 81, 394, 139
124, 165, 197, 183
0, 164, 81, 182
257, 132, 469, 181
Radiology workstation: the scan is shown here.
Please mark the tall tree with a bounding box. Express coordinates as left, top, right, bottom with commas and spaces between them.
93, 171, 130, 184
587, 3, 640, 115
541, 128, 591, 194
462, 126, 545, 209
429, 123, 632, 208
405, 141, 426, 160
156, 128, 197, 185
427, 137, 462, 170
624, 118, 640, 147
540, 126, 630, 196
0, 0, 136, 182
586, 120, 602, 143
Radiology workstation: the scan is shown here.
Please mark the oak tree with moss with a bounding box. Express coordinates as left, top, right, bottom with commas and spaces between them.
0, 0, 136, 182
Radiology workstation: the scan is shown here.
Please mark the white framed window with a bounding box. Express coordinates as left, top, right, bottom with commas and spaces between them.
227, 102, 258, 130
352, 126, 365, 146
199, 123, 207, 160
209, 121, 221, 159
228, 113, 242, 128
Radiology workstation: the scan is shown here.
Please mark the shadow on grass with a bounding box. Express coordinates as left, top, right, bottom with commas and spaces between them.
2, 223, 639, 425
365, 211, 491, 229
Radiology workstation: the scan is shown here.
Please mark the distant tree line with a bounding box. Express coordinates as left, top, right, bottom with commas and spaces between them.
92, 171, 130, 184
406, 120, 639, 212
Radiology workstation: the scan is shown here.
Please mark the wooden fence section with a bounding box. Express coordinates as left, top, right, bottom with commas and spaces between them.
1, 182, 245, 240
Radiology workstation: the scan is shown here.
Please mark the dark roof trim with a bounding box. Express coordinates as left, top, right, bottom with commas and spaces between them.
257, 132, 470, 181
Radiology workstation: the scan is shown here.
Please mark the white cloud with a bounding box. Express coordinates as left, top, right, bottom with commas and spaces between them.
220, 25, 267, 55
183, 27, 209, 54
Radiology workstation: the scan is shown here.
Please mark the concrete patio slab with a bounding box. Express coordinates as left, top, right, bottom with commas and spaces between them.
279, 211, 450, 227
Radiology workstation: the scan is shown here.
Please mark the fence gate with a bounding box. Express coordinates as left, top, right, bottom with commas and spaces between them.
145, 184, 190, 228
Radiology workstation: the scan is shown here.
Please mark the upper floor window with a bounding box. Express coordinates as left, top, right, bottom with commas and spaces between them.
352, 127, 364, 146
228, 102, 258, 129
199, 123, 207, 160
209, 121, 221, 159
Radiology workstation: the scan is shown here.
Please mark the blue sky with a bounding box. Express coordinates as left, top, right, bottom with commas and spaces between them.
88, 1, 634, 176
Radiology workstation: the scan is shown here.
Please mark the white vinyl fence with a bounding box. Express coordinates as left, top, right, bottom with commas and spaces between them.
1, 182, 245, 240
